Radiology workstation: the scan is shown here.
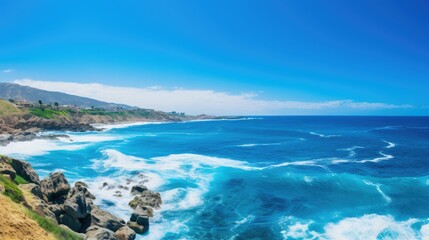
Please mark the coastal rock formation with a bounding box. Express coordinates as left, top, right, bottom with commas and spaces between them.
90, 205, 126, 232
114, 226, 136, 240
40, 172, 71, 202
86, 226, 117, 240
19, 183, 43, 199
0, 156, 16, 180
126, 184, 162, 234
10, 158, 40, 184
129, 190, 162, 209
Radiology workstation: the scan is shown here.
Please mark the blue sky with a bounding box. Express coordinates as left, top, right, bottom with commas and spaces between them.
1, 1, 428, 115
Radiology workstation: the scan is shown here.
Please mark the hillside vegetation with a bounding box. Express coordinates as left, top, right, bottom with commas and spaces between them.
0, 99, 22, 115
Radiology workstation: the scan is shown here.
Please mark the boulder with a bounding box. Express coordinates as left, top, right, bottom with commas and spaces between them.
60, 213, 81, 232
86, 226, 117, 240
0, 156, 16, 180
10, 158, 40, 184
129, 190, 162, 209
48, 204, 63, 220
130, 205, 153, 220
91, 205, 125, 232
64, 192, 92, 219
127, 221, 146, 234
29, 198, 57, 223
68, 183, 96, 200
19, 183, 43, 199
40, 172, 71, 201
130, 184, 147, 195
114, 226, 136, 240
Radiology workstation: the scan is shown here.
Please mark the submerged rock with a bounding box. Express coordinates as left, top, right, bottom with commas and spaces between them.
40, 172, 71, 201
130, 184, 147, 195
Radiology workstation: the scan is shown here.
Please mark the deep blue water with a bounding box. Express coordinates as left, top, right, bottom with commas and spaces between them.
1, 116, 429, 239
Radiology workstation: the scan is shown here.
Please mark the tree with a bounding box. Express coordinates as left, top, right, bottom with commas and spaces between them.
38, 100, 43, 109
54, 102, 59, 110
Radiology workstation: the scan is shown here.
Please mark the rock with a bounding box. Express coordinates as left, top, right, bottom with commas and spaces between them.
129, 190, 162, 209
86, 226, 117, 240
130, 184, 147, 195
130, 205, 153, 220
75, 181, 89, 188
64, 191, 92, 219
91, 205, 125, 232
113, 191, 122, 197
40, 172, 71, 201
68, 184, 96, 200
19, 183, 43, 199
48, 204, 63, 220
114, 226, 136, 240
127, 221, 146, 234
60, 213, 81, 232
10, 158, 40, 184
0, 156, 16, 180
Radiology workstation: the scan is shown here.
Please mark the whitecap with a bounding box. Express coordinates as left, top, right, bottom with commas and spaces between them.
363, 180, 392, 204
324, 214, 418, 240
383, 141, 396, 149
309, 132, 341, 138
0, 139, 89, 157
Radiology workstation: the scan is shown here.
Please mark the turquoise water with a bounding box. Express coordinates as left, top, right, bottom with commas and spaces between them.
1, 116, 429, 239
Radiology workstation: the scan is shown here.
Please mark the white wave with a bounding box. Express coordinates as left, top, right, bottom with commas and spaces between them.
279, 216, 319, 240
65, 134, 120, 143
237, 142, 282, 147
360, 152, 393, 163
0, 139, 89, 157
421, 224, 429, 240
324, 214, 418, 240
93, 121, 167, 131
383, 141, 396, 149
363, 180, 392, 204
309, 132, 341, 138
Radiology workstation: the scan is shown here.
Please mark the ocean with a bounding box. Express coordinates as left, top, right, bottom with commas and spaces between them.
1, 116, 429, 240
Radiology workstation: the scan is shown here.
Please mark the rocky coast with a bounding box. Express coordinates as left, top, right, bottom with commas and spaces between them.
0, 155, 162, 240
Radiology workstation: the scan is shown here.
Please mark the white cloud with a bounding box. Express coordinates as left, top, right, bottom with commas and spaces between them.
2, 69, 14, 73
13, 79, 412, 115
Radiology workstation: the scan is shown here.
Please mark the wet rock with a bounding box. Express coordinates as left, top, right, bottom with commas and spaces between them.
114, 226, 136, 240
60, 213, 82, 232
130, 184, 147, 195
127, 221, 146, 234
113, 191, 122, 197
130, 205, 153, 220
86, 226, 117, 240
10, 158, 40, 184
91, 205, 125, 232
64, 191, 92, 219
40, 172, 71, 201
129, 190, 162, 209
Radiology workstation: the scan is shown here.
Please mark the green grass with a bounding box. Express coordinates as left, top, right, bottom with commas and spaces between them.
0, 174, 24, 203
24, 209, 84, 240
14, 175, 29, 185
29, 108, 71, 120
